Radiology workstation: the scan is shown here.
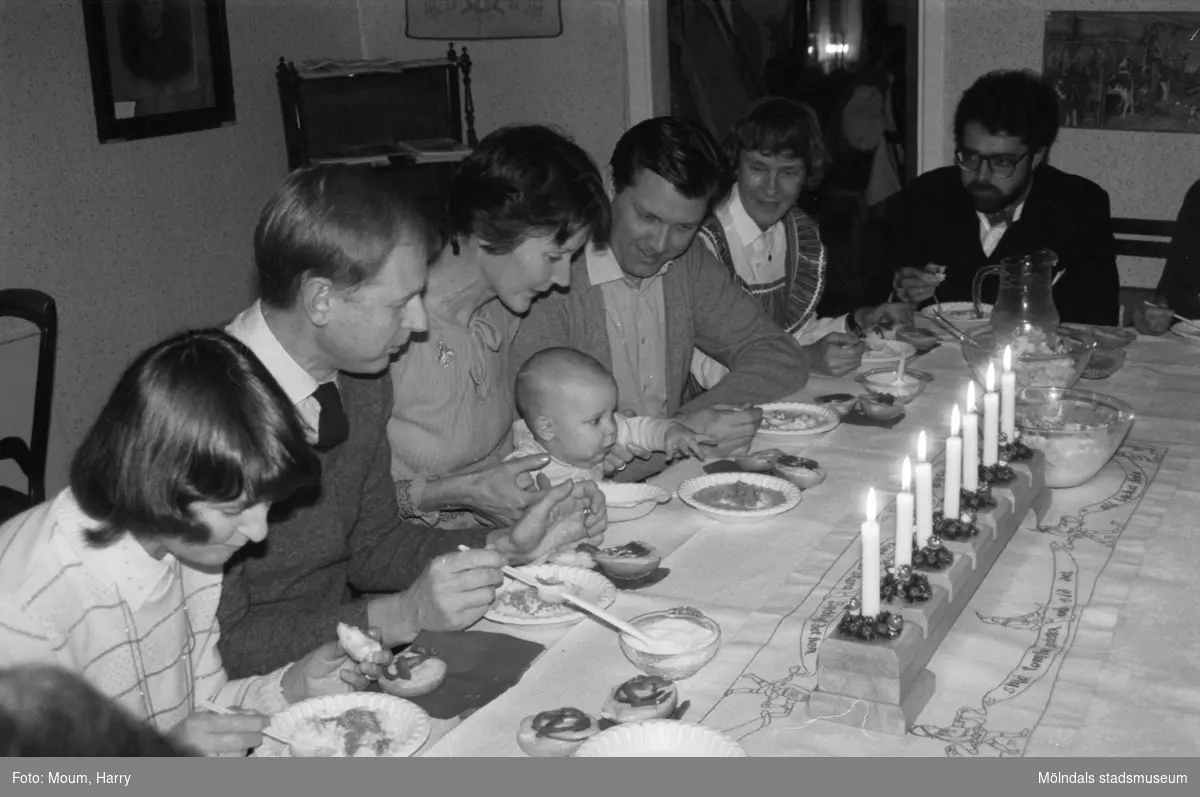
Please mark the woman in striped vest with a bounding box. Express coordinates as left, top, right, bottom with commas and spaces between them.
692, 97, 912, 386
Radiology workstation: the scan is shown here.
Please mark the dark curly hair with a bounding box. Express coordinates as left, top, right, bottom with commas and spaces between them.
610, 116, 729, 211
954, 69, 1061, 154
723, 96, 830, 192
445, 124, 610, 254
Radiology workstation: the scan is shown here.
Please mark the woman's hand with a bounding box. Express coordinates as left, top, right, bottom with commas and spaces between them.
170, 710, 267, 757
421, 456, 552, 524
487, 479, 607, 565
675, 403, 763, 458
280, 632, 390, 704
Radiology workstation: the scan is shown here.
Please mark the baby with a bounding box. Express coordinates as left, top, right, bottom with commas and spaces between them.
509, 347, 710, 484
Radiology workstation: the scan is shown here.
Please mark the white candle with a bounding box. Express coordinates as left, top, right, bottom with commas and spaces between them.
895, 355, 907, 385
963, 381, 980, 492
895, 458, 914, 570
944, 405, 962, 519
1000, 346, 1016, 442
915, 431, 933, 548
861, 488, 881, 617
983, 362, 1000, 466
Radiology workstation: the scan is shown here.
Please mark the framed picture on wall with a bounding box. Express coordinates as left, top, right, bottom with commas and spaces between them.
81, 0, 236, 143
406, 0, 562, 40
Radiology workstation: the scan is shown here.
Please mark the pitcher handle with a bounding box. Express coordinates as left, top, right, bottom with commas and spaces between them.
971, 265, 1002, 319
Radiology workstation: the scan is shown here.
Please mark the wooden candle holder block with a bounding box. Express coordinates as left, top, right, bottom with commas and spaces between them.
807, 450, 1047, 736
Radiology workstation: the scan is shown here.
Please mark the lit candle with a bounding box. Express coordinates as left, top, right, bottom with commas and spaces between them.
983, 362, 1000, 466
1000, 345, 1016, 442
944, 406, 962, 519
861, 488, 881, 617
963, 381, 980, 492
895, 355, 907, 385
915, 431, 933, 548
895, 458, 914, 570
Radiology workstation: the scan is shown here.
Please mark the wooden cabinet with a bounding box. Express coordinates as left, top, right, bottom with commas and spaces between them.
274, 45, 478, 218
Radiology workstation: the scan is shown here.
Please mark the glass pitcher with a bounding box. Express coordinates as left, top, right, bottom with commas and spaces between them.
972, 249, 1060, 344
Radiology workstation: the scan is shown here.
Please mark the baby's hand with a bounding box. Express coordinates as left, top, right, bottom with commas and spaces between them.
665, 422, 716, 460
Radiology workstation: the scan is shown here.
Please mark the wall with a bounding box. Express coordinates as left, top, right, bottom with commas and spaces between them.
0, 0, 631, 496
935, 0, 1200, 288
356, 0, 628, 166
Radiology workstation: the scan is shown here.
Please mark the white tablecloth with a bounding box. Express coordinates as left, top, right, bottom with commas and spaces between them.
424, 334, 1200, 757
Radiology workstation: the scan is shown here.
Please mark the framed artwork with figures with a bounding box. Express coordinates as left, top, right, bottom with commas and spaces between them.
81, 0, 236, 142
407, 0, 562, 40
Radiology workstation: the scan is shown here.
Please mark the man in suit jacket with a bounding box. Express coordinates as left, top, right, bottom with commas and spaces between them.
889, 70, 1119, 325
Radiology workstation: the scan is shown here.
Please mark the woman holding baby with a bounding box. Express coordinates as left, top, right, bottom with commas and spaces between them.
387, 125, 611, 528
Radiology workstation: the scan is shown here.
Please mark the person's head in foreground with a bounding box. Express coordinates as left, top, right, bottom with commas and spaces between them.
515, 347, 621, 468
69, 328, 319, 569
0, 665, 195, 756
444, 124, 610, 313
723, 96, 830, 230
608, 116, 729, 279
254, 164, 435, 375
953, 69, 1060, 215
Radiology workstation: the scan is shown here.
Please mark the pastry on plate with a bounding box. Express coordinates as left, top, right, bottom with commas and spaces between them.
600, 675, 679, 723
378, 645, 447, 698
582, 541, 662, 579
516, 707, 602, 757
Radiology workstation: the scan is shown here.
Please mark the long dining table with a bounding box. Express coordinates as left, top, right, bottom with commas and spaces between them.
419, 331, 1200, 757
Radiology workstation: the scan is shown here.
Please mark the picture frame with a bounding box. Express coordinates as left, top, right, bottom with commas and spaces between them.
81, 0, 236, 143
1043, 10, 1200, 134
406, 0, 562, 41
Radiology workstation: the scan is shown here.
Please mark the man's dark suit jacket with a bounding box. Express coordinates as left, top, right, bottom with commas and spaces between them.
885, 164, 1120, 325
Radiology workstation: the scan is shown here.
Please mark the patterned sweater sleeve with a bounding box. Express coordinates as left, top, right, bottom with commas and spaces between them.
615, 414, 674, 452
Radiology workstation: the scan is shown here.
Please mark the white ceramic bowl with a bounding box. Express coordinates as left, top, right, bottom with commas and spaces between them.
921, 301, 993, 330
486, 564, 616, 626
677, 472, 801, 522
599, 482, 671, 522
861, 338, 917, 364
573, 720, 747, 757
258, 693, 430, 758
756, 402, 840, 439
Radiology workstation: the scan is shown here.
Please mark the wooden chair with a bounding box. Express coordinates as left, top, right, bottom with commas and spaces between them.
1112, 217, 1176, 324
0, 289, 57, 523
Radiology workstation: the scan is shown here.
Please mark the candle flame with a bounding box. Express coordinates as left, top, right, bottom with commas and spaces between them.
917, 430, 927, 462
986, 361, 996, 393
966, 380, 976, 411
866, 487, 877, 520
901, 457, 912, 490
1003, 345, 1012, 372
951, 404, 961, 436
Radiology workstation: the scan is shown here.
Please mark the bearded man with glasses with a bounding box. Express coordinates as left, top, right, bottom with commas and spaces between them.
887, 69, 1119, 325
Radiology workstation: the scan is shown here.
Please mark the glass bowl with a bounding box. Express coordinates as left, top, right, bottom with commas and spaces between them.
961, 326, 1095, 389
1089, 325, 1136, 349
1015, 387, 1134, 488
855, 368, 934, 404
1083, 346, 1126, 380
618, 607, 722, 681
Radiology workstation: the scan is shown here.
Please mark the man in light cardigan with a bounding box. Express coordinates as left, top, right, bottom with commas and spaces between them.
511, 117, 811, 481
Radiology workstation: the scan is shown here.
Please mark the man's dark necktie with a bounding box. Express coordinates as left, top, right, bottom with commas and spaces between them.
312, 381, 349, 451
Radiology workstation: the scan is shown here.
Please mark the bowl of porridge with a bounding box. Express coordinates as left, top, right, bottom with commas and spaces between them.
961, 326, 1094, 389
1015, 387, 1134, 488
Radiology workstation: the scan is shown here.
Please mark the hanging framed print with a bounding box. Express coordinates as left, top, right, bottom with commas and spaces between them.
407, 0, 563, 40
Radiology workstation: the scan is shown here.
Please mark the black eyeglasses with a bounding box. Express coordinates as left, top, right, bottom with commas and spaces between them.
954, 148, 1029, 178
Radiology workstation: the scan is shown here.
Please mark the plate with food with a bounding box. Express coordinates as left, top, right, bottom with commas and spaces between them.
1170, 321, 1200, 344
486, 564, 617, 626
920, 301, 993, 330
756, 402, 840, 438
259, 693, 431, 757
677, 473, 801, 521
573, 719, 747, 758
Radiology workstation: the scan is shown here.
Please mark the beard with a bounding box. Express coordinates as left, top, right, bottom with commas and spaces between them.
966, 170, 1033, 215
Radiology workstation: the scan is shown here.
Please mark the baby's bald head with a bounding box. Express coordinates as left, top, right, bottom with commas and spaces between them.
515, 347, 615, 426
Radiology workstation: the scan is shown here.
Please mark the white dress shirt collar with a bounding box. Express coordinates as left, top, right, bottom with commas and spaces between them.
585, 244, 673, 287
226, 300, 322, 404
723, 184, 778, 248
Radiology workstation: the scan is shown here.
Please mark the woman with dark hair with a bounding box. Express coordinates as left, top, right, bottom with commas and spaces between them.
387, 124, 610, 528
0, 665, 195, 756
691, 97, 912, 384
0, 329, 388, 757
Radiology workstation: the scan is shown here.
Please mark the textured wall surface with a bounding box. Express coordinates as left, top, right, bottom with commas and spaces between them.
358, 0, 628, 166
0, 0, 630, 494
940, 0, 1200, 287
